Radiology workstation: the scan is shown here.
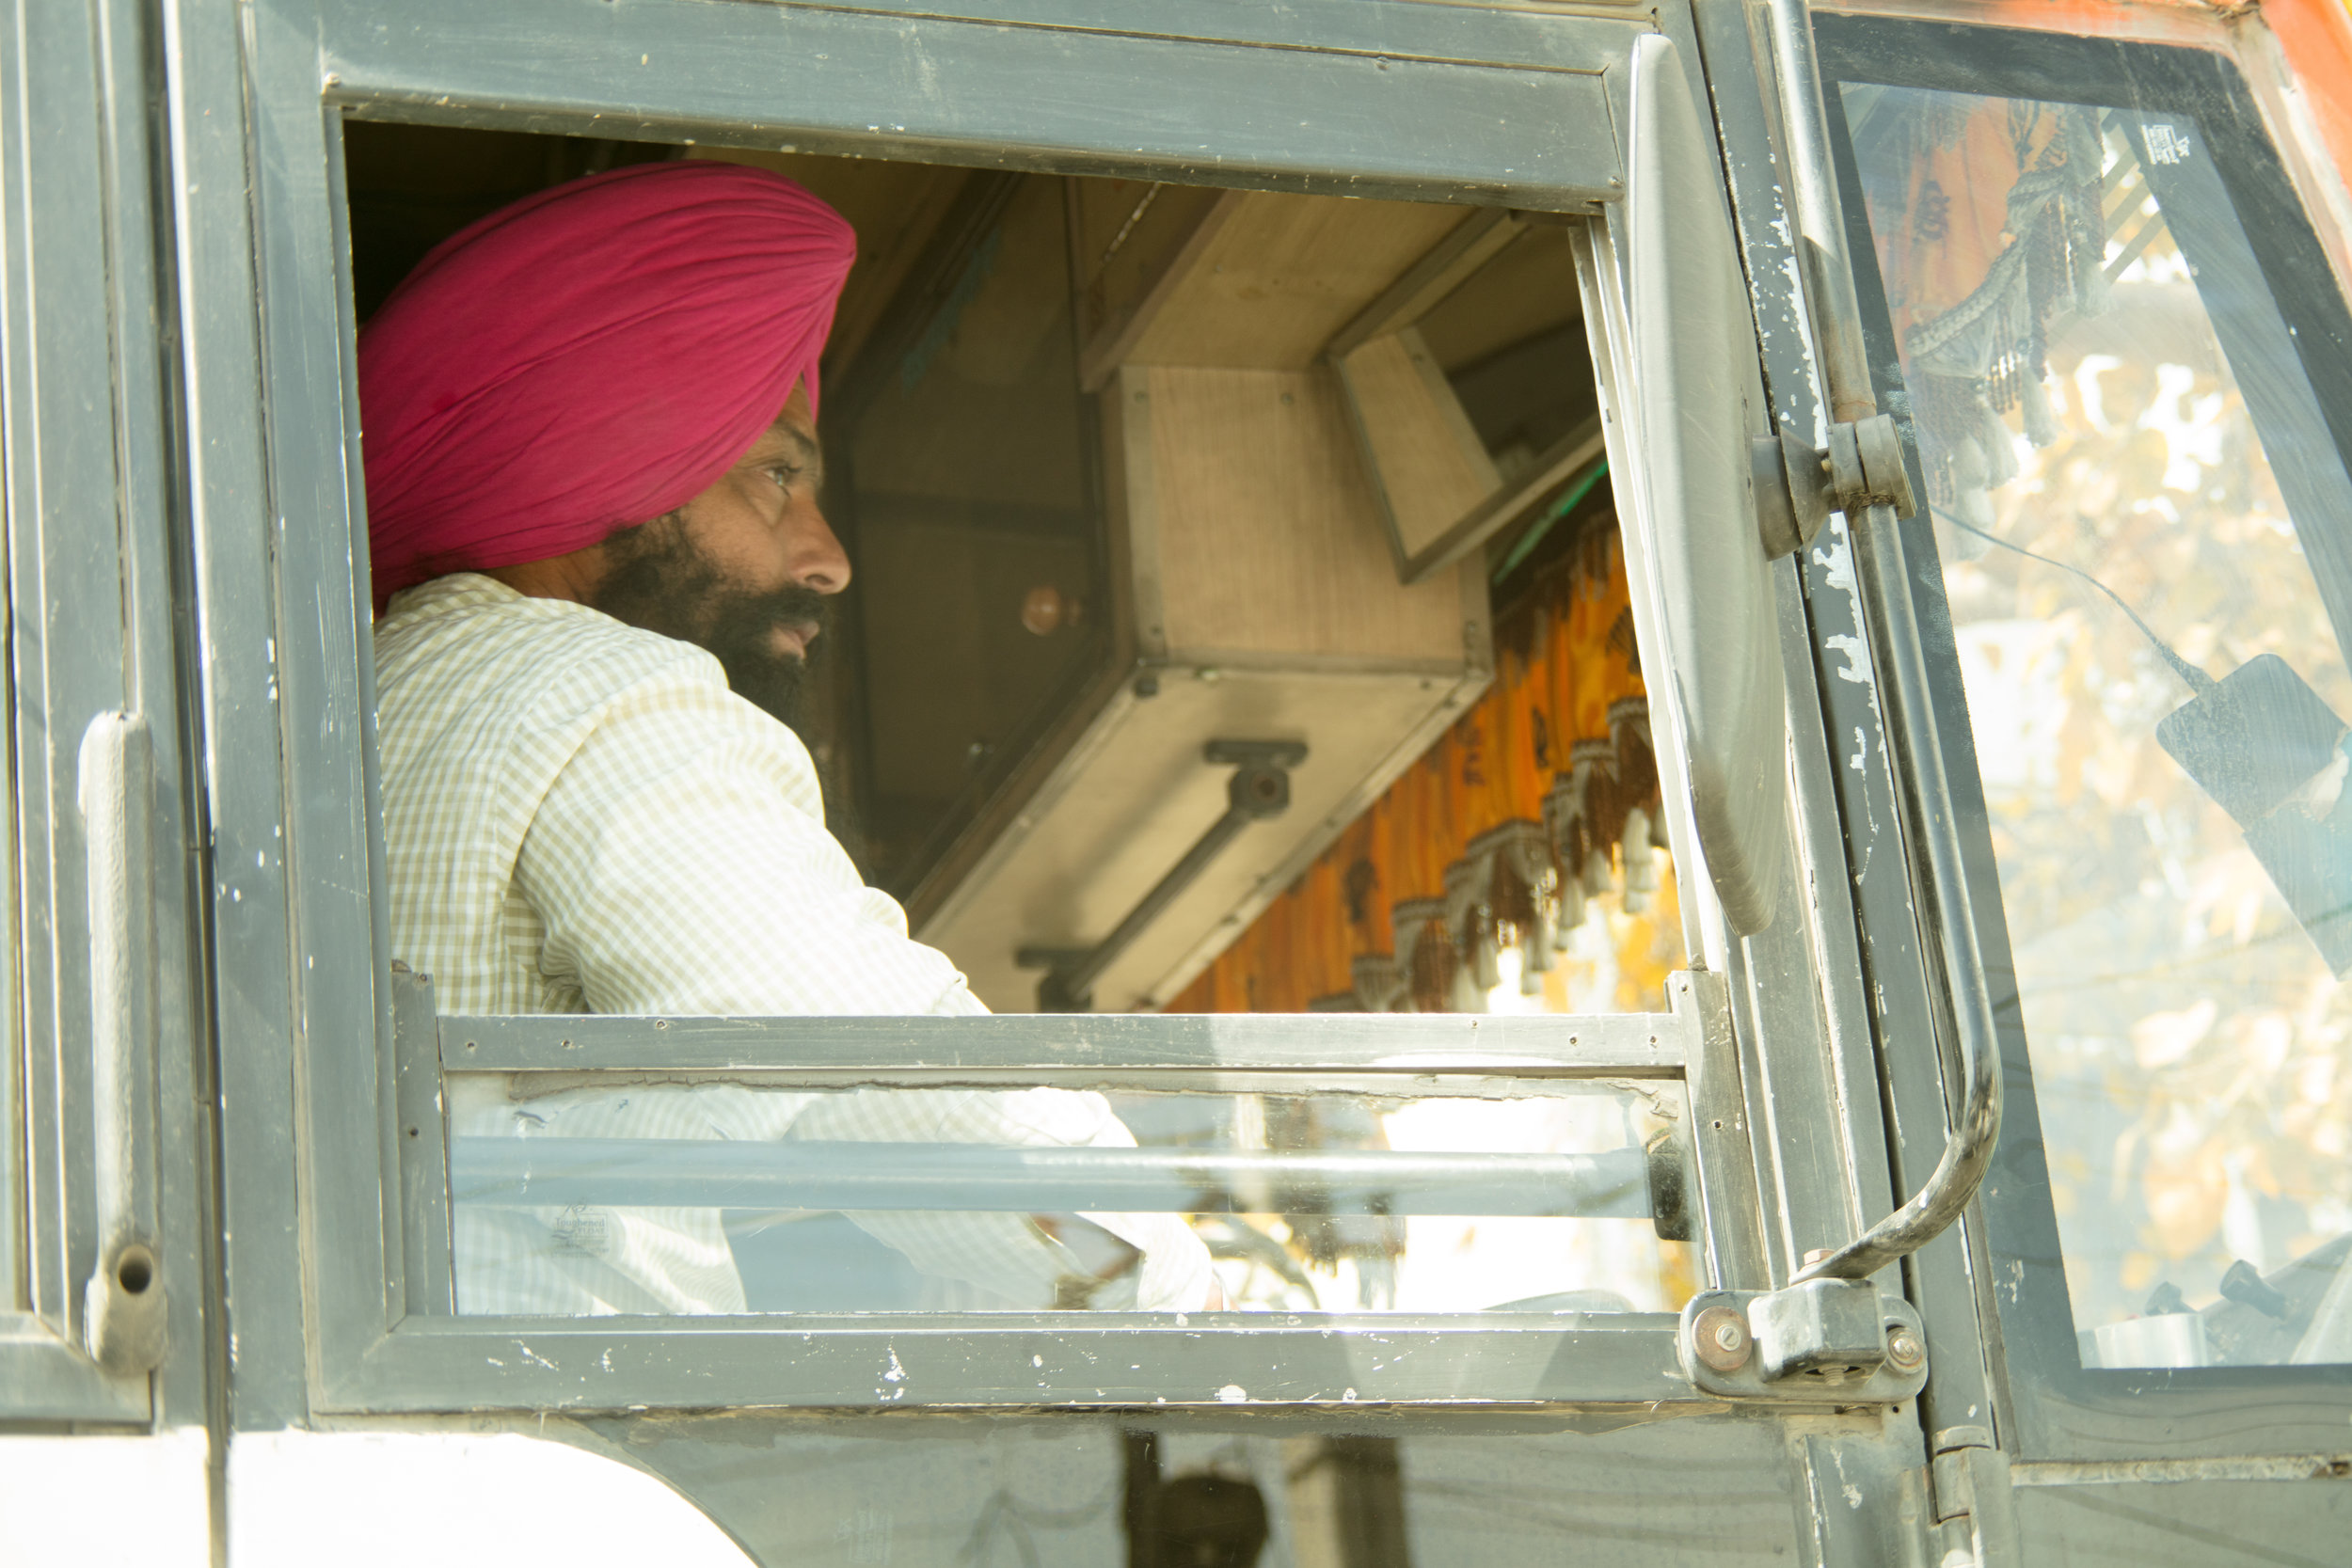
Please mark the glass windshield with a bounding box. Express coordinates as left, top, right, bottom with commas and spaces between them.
1841, 85, 2352, 1368
441, 1074, 1687, 1316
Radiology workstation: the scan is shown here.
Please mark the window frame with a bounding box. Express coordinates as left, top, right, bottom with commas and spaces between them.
200, 0, 1899, 1418
374, 970, 1748, 1411
1811, 10, 2352, 1462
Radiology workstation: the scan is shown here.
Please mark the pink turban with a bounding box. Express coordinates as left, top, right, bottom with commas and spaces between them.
358, 161, 856, 611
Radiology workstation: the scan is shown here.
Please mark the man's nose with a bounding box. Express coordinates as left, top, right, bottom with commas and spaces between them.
791, 503, 852, 594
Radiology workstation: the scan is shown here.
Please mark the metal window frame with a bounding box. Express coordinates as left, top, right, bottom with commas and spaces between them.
180, 0, 1907, 1418
1804, 10, 2352, 1462
1568, 133, 1903, 1304
0, 0, 208, 1426
373, 968, 1748, 1411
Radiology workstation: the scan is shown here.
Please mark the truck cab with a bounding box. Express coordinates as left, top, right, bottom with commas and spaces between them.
4, 0, 2350, 1562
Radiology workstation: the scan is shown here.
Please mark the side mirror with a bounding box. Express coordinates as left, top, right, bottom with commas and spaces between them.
1620, 34, 1788, 936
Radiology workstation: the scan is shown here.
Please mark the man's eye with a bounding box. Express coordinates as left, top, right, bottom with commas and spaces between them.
765, 464, 802, 488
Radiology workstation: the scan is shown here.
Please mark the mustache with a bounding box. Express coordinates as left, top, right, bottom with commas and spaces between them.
709, 581, 835, 656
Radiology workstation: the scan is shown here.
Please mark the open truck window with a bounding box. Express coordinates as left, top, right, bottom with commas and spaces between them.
343, 126, 1697, 1322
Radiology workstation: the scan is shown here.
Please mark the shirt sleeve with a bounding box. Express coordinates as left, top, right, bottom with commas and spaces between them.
516, 674, 987, 1018
510, 673, 1215, 1310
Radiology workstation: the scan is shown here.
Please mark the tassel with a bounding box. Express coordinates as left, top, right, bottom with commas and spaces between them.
1351, 953, 1405, 1014
2021, 373, 2059, 447
1979, 403, 2021, 488
1471, 924, 1502, 995
1444, 853, 1501, 994
1502, 829, 1559, 985
1557, 875, 1588, 939
1935, 508, 1990, 562
1952, 431, 1989, 493
1622, 807, 1659, 913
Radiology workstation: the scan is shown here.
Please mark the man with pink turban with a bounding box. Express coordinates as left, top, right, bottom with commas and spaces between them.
364, 162, 1213, 1316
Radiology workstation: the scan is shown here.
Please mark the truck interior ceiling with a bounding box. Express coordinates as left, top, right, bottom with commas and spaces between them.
342, 123, 1633, 1019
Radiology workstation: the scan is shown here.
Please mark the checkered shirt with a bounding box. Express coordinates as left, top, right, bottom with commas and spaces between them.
374, 573, 1211, 1314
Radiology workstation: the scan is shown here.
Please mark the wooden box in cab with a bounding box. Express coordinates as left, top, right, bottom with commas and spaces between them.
907, 188, 1495, 1013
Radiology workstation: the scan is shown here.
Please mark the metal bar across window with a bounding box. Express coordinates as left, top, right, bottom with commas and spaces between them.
342, 1312, 1701, 1412
435, 1006, 1696, 1077
448, 1138, 1658, 1217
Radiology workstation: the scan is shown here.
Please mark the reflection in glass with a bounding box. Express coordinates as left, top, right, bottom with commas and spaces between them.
443, 1075, 1681, 1317
1842, 85, 2352, 1366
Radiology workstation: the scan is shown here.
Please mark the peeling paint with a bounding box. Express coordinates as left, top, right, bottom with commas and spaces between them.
1813, 524, 1859, 597
1824, 635, 1872, 687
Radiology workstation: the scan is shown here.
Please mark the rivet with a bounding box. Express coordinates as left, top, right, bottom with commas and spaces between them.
1692, 1305, 1751, 1372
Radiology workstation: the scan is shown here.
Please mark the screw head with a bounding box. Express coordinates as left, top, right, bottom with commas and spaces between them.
1886, 1326, 1926, 1373
1692, 1305, 1752, 1372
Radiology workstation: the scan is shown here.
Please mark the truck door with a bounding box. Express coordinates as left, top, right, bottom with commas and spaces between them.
1708, 2, 2352, 1558
139, 0, 2352, 1563
0, 0, 215, 1556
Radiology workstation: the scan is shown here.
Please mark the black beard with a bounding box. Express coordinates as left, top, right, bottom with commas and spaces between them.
585, 512, 833, 736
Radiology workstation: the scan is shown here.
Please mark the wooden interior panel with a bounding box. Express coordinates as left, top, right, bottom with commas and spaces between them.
917, 667, 1482, 1013
1073, 181, 1237, 388
1333, 327, 1504, 564
1137, 364, 1474, 662
1324, 209, 1525, 361
1114, 195, 1472, 373
1412, 222, 1587, 372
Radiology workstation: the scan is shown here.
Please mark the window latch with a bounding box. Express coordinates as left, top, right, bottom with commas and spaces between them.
1755, 412, 1918, 560
1678, 1277, 1930, 1403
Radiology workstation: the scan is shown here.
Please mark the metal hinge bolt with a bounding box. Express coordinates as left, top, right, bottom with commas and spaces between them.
1692, 1305, 1753, 1371
1755, 412, 1919, 559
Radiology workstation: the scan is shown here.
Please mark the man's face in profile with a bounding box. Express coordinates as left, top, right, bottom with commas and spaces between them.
585, 383, 849, 734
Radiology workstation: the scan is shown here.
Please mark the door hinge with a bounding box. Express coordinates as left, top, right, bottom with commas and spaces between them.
1755, 412, 1918, 559
1926, 1427, 2020, 1568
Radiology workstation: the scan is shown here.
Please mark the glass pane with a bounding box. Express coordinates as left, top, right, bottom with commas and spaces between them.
442, 1074, 1682, 1316
1842, 86, 2352, 1366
